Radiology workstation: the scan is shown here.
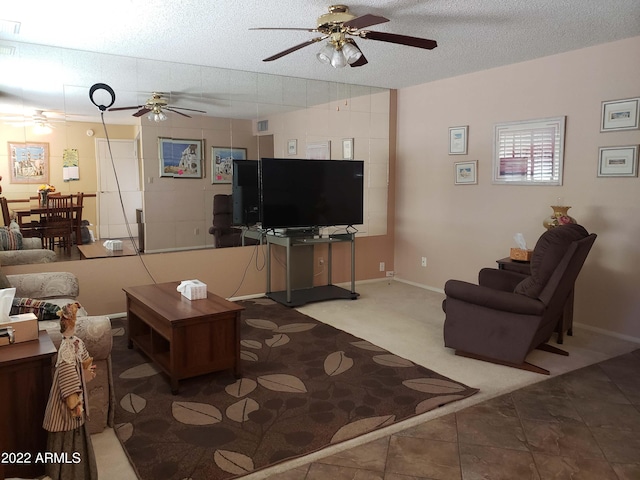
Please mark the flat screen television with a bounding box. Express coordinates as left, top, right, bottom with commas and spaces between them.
231, 159, 260, 226
260, 158, 364, 230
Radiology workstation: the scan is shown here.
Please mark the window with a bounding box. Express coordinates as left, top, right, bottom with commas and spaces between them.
493, 117, 565, 185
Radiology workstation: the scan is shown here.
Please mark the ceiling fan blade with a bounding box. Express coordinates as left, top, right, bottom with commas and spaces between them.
108, 105, 144, 112
250, 27, 318, 32
359, 31, 438, 50
263, 37, 326, 62
348, 41, 368, 67
132, 108, 151, 117
165, 108, 192, 118
343, 14, 389, 30
167, 105, 206, 113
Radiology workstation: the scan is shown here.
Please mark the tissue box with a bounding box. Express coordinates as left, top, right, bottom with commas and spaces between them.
180, 280, 208, 300
104, 240, 123, 251
510, 248, 533, 262
0, 313, 38, 346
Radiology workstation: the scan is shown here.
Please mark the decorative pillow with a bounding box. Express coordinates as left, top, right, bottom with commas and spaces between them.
0, 227, 23, 251
10, 297, 61, 321
514, 224, 589, 299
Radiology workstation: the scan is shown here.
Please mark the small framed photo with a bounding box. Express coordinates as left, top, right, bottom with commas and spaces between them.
454, 160, 478, 185
597, 145, 638, 177
158, 138, 203, 178
287, 139, 297, 156
601, 97, 640, 132
449, 126, 468, 155
342, 138, 354, 160
212, 147, 247, 184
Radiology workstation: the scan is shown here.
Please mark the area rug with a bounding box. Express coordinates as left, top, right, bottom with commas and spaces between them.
111, 297, 478, 480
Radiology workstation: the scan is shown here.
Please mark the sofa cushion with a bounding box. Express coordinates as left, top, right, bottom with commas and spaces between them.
514, 224, 589, 299
11, 297, 62, 320
0, 228, 23, 251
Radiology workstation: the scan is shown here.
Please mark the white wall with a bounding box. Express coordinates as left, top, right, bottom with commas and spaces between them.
395, 36, 640, 340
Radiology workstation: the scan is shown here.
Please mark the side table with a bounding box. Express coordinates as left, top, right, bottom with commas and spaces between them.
496, 257, 574, 344
0, 331, 56, 479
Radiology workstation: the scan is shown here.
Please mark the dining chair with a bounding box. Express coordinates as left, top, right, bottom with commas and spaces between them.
41, 194, 74, 254
72, 192, 84, 245
0, 197, 10, 227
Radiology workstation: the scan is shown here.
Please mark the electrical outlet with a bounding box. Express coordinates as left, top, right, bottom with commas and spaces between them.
386, 271, 394, 277
421, 257, 427, 267
379, 262, 385, 272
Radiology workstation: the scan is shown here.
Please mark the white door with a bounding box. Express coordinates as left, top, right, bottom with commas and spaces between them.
96, 138, 142, 239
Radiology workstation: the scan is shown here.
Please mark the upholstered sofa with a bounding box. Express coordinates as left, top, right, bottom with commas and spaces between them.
6, 271, 114, 434
0, 236, 57, 265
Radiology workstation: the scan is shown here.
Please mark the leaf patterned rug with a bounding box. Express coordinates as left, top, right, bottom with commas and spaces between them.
111, 297, 478, 480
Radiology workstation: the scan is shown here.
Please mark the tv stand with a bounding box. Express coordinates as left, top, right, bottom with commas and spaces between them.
265, 232, 358, 307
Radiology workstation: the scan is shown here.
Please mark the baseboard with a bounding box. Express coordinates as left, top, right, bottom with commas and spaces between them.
573, 321, 640, 344
392, 277, 445, 294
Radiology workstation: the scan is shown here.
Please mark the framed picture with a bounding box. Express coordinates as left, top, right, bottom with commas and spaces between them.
601, 97, 640, 132
8, 142, 49, 184
212, 147, 247, 184
287, 139, 297, 156
597, 145, 638, 177
159, 138, 203, 178
342, 138, 354, 160
454, 160, 478, 185
448, 126, 468, 155
493, 116, 565, 185
306, 141, 331, 160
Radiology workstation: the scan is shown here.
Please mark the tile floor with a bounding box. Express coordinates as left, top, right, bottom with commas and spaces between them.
272, 349, 640, 480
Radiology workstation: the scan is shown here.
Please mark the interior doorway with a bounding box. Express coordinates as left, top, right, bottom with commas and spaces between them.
95, 138, 142, 240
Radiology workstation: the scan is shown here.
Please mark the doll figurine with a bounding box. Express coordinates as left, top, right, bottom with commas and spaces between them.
42, 302, 98, 480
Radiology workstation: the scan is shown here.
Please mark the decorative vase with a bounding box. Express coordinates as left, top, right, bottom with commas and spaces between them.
543, 205, 576, 230
39, 190, 48, 207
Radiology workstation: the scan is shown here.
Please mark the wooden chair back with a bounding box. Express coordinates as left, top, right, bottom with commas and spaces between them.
0, 197, 11, 227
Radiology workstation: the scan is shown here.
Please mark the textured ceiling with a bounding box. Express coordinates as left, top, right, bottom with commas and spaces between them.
1, 0, 639, 123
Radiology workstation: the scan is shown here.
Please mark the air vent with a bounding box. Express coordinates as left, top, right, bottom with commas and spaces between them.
257, 120, 268, 132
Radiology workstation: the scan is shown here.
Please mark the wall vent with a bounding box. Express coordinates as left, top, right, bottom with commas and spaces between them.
257, 120, 268, 132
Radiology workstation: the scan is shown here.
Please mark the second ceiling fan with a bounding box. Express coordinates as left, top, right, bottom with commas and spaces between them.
251, 4, 438, 68
109, 92, 206, 121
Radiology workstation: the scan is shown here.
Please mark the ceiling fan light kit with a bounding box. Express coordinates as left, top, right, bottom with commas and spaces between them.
108, 92, 206, 120
252, 4, 437, 69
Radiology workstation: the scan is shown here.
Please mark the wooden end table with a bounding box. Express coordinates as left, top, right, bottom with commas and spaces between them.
123, 282, 244, 394
0, 331, 56, 479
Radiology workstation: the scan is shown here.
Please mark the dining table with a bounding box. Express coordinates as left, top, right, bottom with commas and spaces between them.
13, 203, 84, 246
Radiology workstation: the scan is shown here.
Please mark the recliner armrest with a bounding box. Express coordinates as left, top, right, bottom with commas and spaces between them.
444, 279, 545, 315
479, 268, 528, 292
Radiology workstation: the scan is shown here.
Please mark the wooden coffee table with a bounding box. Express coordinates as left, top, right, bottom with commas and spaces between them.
123, 282, 244, 393
78, 242, 138, 259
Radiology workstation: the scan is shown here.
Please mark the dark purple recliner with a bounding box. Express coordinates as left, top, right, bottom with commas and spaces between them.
442, 224, 596, 374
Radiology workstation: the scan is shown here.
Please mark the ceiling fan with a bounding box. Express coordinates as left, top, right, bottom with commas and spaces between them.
250, 4, 438, 68
108, 92, 206, 121
1, 110, 64, 133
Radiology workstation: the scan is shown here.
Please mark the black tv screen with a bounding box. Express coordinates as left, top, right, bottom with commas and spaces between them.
260, 158, 364, 229
232, 159, 260, 226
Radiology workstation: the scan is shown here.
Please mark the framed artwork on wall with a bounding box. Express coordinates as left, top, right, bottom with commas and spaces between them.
306, 141, 331, 160
158, 137, 203, 178
342, 138, 354, 160
597, 145, 638, 177
212, 147, 247, 184
601, 97, 640, 132
448, 126, 468, 155
8, 142, 49, 184
454, 160, 478, 185
287, 139, 297, 156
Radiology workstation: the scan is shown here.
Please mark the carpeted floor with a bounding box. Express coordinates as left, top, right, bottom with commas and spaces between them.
111, 297, 478, 480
